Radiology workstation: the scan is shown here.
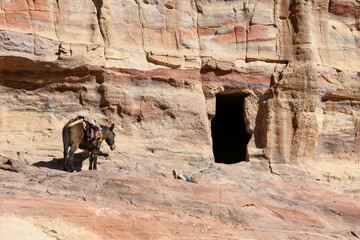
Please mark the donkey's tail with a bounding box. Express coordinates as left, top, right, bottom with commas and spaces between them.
62, 122, 70, 160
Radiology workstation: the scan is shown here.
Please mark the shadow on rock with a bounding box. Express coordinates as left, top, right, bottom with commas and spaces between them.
33, 150, 110, 172
33, 151, 88, 172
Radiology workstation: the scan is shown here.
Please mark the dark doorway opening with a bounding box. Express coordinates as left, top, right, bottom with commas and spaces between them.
211, 94, 251, 164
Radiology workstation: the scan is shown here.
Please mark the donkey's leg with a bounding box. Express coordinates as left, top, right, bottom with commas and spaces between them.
93, 151, 98, 170
68, 145, 77, 172
63, 126, 70, 171
63, 144, 69, 171
63, 151, 69, 171
88, 150, 93, 170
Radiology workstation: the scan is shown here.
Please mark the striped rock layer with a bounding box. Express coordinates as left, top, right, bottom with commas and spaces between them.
0, 0, 359, 166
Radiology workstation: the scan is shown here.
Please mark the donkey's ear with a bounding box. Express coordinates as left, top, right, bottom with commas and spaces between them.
109, 123, 115, 131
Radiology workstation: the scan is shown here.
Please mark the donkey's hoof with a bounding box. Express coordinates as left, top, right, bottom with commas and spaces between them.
69, 167, 75, 172
63, 166, 68, 172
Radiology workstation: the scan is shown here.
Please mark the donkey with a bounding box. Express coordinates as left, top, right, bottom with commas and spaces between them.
62, 118, 116, 172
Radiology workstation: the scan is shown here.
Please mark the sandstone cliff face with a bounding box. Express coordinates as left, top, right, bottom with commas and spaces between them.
1, 1, 360, 239
0, 0, 359, 166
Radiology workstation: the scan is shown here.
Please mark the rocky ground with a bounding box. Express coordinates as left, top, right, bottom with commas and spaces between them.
0, 153, 359, 240
1, 0, 360, 239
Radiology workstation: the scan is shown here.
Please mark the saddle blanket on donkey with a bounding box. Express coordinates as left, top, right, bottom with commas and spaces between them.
69, 116, 102, 150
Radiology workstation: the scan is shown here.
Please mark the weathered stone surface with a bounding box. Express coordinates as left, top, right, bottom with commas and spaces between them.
0, 0, 359, 165
0, 0, 360, 237
243, 93, 258, 135
0, 0, 358, 168
0, 157, 359, 239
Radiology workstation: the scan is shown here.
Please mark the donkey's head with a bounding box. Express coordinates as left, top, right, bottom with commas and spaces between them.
104, 123, 116, 150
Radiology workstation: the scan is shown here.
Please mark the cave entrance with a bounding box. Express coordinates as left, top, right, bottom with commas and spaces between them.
211, 94, 251, 164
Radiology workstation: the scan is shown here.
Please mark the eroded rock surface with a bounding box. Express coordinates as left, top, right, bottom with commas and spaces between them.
0, 156, 359, 239
0, 0, 359, 165
0, 0, 360, 238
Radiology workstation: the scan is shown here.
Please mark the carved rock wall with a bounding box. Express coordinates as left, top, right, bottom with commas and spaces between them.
0, 0, 359, 166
